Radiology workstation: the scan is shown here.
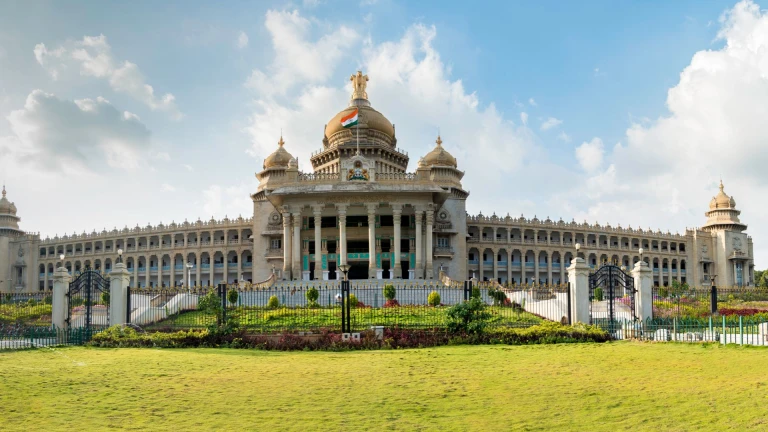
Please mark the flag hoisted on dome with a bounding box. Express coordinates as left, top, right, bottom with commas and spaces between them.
340, 109, 359, 128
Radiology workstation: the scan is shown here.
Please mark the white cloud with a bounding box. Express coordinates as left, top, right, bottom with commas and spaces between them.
201, 184, 254, 218
34, 35, 182, 119
528, 98, 537, 107
237, 31, 249, 49
244, 10, 358, 97
183, 164, 193, 171
520, 112, 528, 125
4, 90, 151, 172
161, 183, 176, 192
560, 0, 768, 265
575, 138, 604, 172
153, 151, 171, 161
540, 117, 562, 131
557, 131, 571, 142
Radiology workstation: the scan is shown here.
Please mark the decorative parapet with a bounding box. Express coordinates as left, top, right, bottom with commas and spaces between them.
466, 213, 686, 239
40, 216, 254, 244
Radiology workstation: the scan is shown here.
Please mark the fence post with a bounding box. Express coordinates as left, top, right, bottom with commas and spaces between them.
109, 262, 131, 326
739, 315, 743, 346
710, 285, 718, 315
566, 258, 590, 324
722, 315, 726, 345
52, 266, 71, 330
630, 261, 653, 322
218, 283, 227, 326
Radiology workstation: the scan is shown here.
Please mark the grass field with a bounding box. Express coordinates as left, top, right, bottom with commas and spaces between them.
1, 343, 767, 431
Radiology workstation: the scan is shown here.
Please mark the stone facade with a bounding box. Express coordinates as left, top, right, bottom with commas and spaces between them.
0, 72, 755, 292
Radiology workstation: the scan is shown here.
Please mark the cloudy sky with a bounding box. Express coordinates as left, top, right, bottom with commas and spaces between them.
2, 0, 768, 266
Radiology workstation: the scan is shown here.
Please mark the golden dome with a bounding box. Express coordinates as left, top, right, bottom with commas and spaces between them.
710, 180, 735, 210
263, 136, 294, 170
325, 105, 395, 140
324, 71, 395, 141
422, 135, 457, 168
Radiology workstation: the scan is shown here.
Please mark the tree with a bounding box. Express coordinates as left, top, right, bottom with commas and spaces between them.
755, 270, 768, 288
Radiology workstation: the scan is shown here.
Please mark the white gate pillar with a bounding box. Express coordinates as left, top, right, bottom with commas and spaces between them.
110, 262, 131, 325
567, 257, 590, 324
52, 266, 71, 329
631, 261, 653, 322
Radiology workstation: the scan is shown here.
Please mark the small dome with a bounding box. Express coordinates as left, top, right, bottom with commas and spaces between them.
0, 185, 17, 215
710, 180, 735, 209
421, 135, 457, 168
263, 136, 294, 170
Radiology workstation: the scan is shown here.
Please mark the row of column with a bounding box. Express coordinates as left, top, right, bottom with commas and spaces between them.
481, 258, 567, 284
282, 204, 435, 280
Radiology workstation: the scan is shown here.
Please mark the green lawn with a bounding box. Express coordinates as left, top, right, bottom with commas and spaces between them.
2, 343, 768, 431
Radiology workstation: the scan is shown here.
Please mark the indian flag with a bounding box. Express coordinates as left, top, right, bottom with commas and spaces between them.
340, 109, 359, 128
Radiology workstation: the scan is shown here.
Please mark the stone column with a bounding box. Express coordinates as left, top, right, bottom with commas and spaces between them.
52, 266, 71, 329
392, 204, 402, 279
282, 212, 292, 280
170, 259, 175, 287
337, 204, 348, 269
547, 253, 553, 285
631, 260, 653, 322
492, 249, 498, 283
367, 203, 377, 279
534, 255, 540, 284
313, 206, 323, 280
109, 262, 131, 325
415, 210, 423, 279
133, 265, 138, 288
425, 209, 434, 279
567, 257, 590, 324
144, 257, 150, 288
507, 250, 512, 285
195, 253, 201, 286
292, 212, 301, 280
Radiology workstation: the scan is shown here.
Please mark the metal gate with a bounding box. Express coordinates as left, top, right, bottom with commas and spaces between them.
66, 267, 111, 334
588, 264, 636, 333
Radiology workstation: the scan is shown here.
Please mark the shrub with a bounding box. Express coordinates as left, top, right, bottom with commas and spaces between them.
658, 287, 669, 298
383, 284, 396, 301
383, 299, 400, 308
27, 298, 38, 307
198, 290, 223, 316
427, 291, 441, 307
487, 287, 507, 306
348, 294, 359, 308
267, 295, 280, 309
471, 286, 481, 299
43, 295, 52, 305
227, 289, 239, 305
306, 287, 320, 308
446, 297, 491, 335
594, 287, 604, 302
101, 291, 110, 306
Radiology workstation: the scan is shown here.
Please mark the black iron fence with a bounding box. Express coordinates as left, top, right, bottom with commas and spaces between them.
652, 286, 768, 319
124, 282, 570, 333
0, 292, 53, 326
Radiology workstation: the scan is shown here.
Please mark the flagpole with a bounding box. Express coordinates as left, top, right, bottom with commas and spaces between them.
356, 115, 360, 155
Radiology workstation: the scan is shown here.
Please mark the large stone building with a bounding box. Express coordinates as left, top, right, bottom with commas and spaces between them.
0, 72, 756, 292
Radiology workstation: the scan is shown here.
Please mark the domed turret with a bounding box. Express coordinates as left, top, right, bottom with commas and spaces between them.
263, 136, 294, 170
0, 185, 22, 234
0, 185, 17, 216
710, 180, 735, 209
324, 71, 395, 142
421, 135, 457, 168
703, 180, 746, 232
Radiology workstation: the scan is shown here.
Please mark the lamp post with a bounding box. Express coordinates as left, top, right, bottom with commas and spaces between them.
638, 247, 644, 264
338, 264, 351, 333
710, 273, 718, 315
116, 248, 123, 264
186, 262, 194, 290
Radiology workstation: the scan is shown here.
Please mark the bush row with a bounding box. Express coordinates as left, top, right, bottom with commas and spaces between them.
89, 321, 609, 350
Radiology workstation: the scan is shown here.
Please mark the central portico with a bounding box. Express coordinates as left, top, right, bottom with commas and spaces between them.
251, 71, 469, 281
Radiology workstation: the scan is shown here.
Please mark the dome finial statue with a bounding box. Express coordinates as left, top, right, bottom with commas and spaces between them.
436, 134, 443, 147
1, 184, 5, 198
350, 70, 369, 100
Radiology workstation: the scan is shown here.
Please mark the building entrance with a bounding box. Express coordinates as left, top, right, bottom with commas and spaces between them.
348, 262, 369, 280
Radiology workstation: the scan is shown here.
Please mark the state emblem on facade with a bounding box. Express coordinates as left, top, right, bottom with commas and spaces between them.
348, 160, 369, 181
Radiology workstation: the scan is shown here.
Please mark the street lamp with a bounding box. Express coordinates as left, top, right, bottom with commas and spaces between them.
638, 248, 644, 265
186, 262, 194, 289
338, 264, 351, 282
116, 248, 123, 264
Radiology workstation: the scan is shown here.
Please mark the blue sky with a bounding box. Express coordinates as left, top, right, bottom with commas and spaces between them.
2, 0, 768, 266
